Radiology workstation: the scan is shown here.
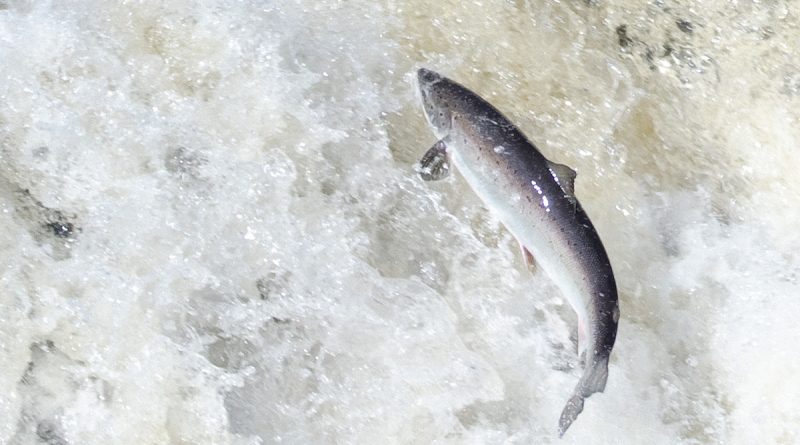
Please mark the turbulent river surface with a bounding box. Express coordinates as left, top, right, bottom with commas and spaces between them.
1, 1, 799, 444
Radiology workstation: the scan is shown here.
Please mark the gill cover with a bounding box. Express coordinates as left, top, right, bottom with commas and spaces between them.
417, 69, 453, 136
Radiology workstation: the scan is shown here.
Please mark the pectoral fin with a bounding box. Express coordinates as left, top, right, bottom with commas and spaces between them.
416, 139, 450, 181
547, 161, 577, 197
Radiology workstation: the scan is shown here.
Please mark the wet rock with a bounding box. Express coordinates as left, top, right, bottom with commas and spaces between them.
45, 216, 75, 239
662, 41, 675, 57
7, 187, 80, 259
676, 19, 694, 34
36, 421, 68, 445
616, 24, 633, 48
164, 146, 205, 178
255, 269, 291, 301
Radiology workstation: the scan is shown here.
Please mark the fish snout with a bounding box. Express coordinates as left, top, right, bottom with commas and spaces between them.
417, 68, 441, 89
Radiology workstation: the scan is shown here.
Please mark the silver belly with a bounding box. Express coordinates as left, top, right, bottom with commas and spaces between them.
449, 147, 592, 333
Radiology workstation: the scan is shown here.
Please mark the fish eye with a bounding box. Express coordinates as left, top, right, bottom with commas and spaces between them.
419, 69, 438, 83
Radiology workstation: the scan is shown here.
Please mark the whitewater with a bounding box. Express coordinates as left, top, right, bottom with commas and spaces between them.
1, 1, 798, 444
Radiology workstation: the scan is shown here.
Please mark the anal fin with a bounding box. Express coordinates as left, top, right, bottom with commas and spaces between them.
519, 242, 536, 273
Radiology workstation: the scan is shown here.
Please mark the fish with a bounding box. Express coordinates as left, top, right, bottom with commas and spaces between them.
415, 68, 620, 437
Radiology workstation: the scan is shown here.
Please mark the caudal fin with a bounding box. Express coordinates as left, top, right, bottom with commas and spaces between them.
557, 356, 609, 437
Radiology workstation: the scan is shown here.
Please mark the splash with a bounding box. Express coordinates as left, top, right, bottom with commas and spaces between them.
1, 0, 798, 443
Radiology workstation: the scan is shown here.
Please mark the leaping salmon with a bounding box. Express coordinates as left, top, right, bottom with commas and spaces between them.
415, 68, 620, 437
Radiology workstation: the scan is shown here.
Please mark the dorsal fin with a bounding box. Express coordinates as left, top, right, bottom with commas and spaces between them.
547, 161, 577, 196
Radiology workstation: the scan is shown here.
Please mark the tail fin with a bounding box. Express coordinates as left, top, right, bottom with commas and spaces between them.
557, 356, 609, 437
558, 393, 585, 438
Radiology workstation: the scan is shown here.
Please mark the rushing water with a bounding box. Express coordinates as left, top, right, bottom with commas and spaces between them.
1, 1, 799, 444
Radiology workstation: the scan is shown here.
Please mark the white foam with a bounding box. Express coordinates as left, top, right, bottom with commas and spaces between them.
0, 0, 798, 443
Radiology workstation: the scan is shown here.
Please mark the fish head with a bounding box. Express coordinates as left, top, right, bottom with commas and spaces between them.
417, 68, 453, 137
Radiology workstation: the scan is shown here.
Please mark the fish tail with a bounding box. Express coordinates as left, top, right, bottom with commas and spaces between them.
557, 355, 610, 437
581, 355, 609, 394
